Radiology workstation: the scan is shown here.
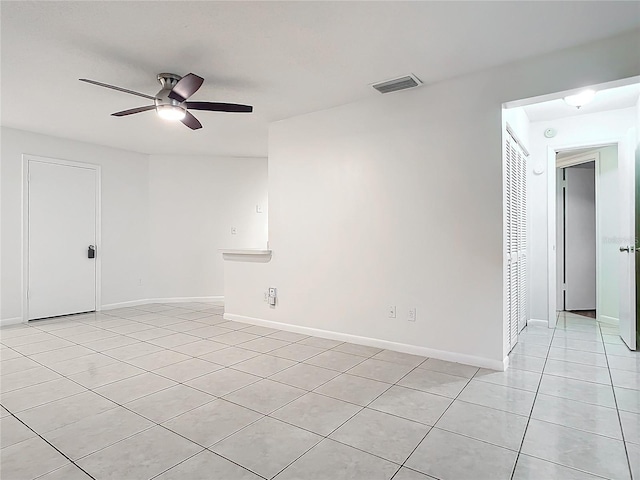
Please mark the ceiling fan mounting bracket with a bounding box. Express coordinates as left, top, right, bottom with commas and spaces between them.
157, 73, 182, 90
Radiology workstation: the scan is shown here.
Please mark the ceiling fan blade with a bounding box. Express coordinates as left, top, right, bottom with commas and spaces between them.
181, 110, 202, 130
79, 78, 157, 100
185, 101, 253, 113
111, 105, 156, 117
168, 73, 204, 102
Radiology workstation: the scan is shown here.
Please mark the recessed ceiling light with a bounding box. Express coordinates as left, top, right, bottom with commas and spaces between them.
563, 89, 596, 109
156, 104, 186, 121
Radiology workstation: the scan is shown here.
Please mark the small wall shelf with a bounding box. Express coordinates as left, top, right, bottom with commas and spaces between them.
220, 249, 271, 256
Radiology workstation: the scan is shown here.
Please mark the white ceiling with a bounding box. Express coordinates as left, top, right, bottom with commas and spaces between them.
2, 1, 639, 157
523, 83, 640, 122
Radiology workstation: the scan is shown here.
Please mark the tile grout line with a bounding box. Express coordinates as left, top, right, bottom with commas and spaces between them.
2, 347, 167, 465
209, 353, 444, 478
385, 359, 476, 480
2, 405, 98, 480
4, 310, 269, 479
509, 315, 558, 480
5, 305, 632, 480
148, 445, 270, 480
512, 314, 634, 479
6, 311, 365, 423
600, 322, 635, 480
1, 308, 231, 468
7, 310, 307, 396
4, 305, 473, 480
262, 355, 434, 479
2, 304, 391, 479
220, 354, 414, 477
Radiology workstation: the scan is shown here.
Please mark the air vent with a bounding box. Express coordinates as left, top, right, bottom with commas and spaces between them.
372, 74, 422, 94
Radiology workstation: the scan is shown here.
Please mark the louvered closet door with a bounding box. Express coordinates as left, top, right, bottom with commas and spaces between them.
505, 133, 528, 352
510, 139, 520, 350
517, 145, 528, 334
506, 141, 514, 354
506, 138, 519, 351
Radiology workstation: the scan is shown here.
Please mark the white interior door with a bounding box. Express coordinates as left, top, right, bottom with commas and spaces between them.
28, 160, 97, 320
564, 164, 596, 311
619, 131, 637, 350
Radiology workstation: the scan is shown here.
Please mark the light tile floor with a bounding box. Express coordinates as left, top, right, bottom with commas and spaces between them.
1, 306, 638, 479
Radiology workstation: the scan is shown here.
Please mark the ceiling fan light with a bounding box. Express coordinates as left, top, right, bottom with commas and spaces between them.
563, 89, 596, 108
156, 104, 186, 121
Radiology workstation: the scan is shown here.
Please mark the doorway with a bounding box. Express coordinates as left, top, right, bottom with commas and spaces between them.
502, 77, 639, 354
554, 145, 620, 336
23, 156, 101, 321
556, 158, 597, 318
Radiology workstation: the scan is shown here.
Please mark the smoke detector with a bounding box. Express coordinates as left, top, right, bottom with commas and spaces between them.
371, 74, 423, 94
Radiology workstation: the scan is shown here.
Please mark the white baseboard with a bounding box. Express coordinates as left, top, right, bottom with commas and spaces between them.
149, 296, 224, 304
100, 299, 152, 310
102, 296, 224, 310
2, 297, 226, 324
502, 355, 510, 371
528, 318, 550, 327
224, 313, 506, 371
0, 317, 24, 327
598, 315, 619, 326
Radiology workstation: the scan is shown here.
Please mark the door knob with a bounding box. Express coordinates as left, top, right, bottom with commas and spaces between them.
88, 245, 96, 259
620, 246, 631, 252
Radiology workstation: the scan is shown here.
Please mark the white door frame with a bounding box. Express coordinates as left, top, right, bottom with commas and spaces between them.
555, 151, 600, 316
22, 154, 102, 323
547, 139, 623, 328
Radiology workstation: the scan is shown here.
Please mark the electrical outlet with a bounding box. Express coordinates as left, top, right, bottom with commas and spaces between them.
388, 305, 396, 318
267, 287, 277, 307
408, 307, 417, 322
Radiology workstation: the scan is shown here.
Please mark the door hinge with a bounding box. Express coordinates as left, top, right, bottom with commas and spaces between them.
26, 289, 30, 299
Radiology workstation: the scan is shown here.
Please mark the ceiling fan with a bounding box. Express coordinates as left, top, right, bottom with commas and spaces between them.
79, 73, 253, 130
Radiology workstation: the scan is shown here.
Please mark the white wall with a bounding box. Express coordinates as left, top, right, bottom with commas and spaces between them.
148, 155, 268, 299
224, 31, 640, 369
1, 127, 150, 319
528, 110, 636, 323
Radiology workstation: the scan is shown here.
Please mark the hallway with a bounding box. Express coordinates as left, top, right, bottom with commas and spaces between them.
510, 311, 639, 478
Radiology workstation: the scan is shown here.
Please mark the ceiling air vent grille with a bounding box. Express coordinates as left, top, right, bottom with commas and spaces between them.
372, 74, 422, 94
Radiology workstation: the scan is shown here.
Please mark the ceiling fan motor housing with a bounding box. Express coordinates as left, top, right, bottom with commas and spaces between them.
155, 74, 185, 110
